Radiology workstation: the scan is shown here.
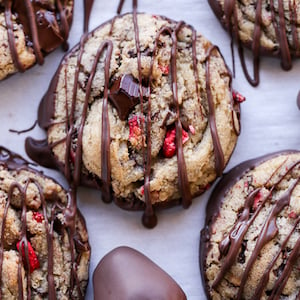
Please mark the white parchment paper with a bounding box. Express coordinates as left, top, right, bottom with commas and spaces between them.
0, 0, 299, 299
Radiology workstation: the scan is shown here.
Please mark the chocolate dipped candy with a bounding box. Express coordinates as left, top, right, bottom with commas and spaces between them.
93, 246, 187, 300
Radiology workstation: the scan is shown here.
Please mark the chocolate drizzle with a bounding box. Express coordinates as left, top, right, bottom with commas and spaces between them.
209, 0, 299, 86
200, 150, 300, 299
3, 0, 74, 74
0, 146, 89, 299
26, 1, 239, 228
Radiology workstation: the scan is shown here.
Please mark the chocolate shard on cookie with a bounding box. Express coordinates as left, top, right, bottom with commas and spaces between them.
200, 150, 300, 299
0, 0, 74, 80
208, 0, 300, 86
0, 146, 90, 299
93, 246, 187, 300
26, 12, 242, 227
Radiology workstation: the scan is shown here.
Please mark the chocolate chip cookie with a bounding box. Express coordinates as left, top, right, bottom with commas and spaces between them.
200, 150, 300, 299
208, 0, 300, 86
0, 146, 90, 299
26, 12, 242, 228
93, 246, 187, 299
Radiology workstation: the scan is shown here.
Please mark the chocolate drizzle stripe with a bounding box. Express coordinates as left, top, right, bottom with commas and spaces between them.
171, 22, 192, 209
24, 0, 44, 65
99, 41, 113, 203
4, 0, 24, 72
205, 45, 225, 177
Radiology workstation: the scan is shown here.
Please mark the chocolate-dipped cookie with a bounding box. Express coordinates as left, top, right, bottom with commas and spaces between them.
0, 146, 90, 299
0, 0, 74, 80
200, 150, 300, 299
26, 10, 242, 228
208, 0, 300, 86
93, 246, 187, 299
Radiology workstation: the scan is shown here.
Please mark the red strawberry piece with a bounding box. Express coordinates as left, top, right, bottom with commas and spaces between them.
232, 90, 246, 103
163, 126, 189, 158
17, 240, 40, 273
288, 211, 297, 219
33, 212, 44, 223
158, 64, 169, 75
253, 191, 263, 210
128, 116, 144, 150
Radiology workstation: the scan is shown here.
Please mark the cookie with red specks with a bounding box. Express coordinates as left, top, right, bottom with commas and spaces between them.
208, 0, 300, 85
0, 0, 74, 80
26, 12, 242, 227
0, 146, 90, 299
200, 150, 300, 299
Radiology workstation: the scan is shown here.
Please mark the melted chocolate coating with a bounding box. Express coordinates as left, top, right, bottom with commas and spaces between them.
0, 146, 90, 300
208, 0, 299, 86
200, 150, 300, 299
93, 246, 187, 300
26, 3, 240, 228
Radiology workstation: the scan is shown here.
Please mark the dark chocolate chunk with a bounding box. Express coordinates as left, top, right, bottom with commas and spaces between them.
93, 246, 187, 300
108, 74, 150, 121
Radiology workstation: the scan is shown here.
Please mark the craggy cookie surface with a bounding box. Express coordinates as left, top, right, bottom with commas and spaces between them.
0, 146, 90, 299
200, 151, 300, 299
208, 0, 300, 85
0, 0, 74, 80
26, 12, 241, 227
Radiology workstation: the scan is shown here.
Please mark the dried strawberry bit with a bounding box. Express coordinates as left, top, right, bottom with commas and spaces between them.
17, 240, 40, 273
163, 126, 189, 158
128, 116, 144, 150
288, 211, 297, 219
158, 64, 169, 75
253, 191, 263, 210
232, 90, 246, 103
33, 212, 44, 223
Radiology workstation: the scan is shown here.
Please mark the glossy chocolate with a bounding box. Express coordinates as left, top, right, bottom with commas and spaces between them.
3, 0, 74, 72
93, 246, 187, 300
0, 146, 89, 299
208, 0, 299, 86
200, 150, 300, 299
26, 2, 240, 228
108, 74, 150, 121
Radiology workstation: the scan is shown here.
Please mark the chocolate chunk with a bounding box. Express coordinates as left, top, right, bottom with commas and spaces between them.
108, 74, 150, 121
93, 246, 187, 300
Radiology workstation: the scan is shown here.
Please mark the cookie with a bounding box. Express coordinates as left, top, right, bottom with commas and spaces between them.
208, 0, 300, 86
0, 146, 90, 299
93, 246, 187, 299
26, 12, 242, 228
200, 150, 300, 299
0, 0, 74, 80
